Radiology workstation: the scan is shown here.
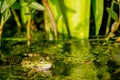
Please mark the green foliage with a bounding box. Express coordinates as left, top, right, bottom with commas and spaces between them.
105, 1, 120, 41
64, 0, 91, 39
0, 1, 2, 8
20, 0, 44, 24
0, 0, 12, 44
20, 0, 28, 24
48, 0, 91, 39
48, 0, 104, 39
0, 0, 16, 13
11, 2, 21, 9
29, 2, 45, 11
48, 0, 69, 39
0, 0, 17, 26
106, 8, 118, 21
91, 0, 104, 36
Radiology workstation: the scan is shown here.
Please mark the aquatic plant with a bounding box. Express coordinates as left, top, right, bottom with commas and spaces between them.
0, 0, 45, 46
20, 0, 45, 46
47, 0, 104, 40
0, 0, 16, 46
106, 0, 120, 41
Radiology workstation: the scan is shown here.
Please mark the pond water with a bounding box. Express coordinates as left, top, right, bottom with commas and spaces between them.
0, 40, 120, 80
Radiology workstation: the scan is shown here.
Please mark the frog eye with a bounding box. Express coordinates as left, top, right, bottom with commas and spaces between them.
34, 66, 38, 68
40, 58, 44, 63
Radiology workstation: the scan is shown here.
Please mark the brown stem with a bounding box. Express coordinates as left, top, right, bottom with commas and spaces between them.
42, 0, 57, 38
0, 27, 2, 47
119, 3, 120, 22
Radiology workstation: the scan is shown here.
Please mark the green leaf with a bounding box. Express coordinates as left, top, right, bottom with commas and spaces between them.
106, 8, 118, 21
0, 0, 4, 7
0, 1, 1, 14
2, 9, 11, 20
1, 9, 11, 25
92, 0, 104, 36
0, 13, 1, 20
11, 2, 21, 9
0, 1, 1, 8
63, 0, 91, 39
29, 2, 44, 11
1, 0, 16, 13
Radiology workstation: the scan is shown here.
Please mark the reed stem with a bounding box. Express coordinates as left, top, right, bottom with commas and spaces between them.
105, 0, 114, 36
11, 8, 21, 32
42, 0, 57, 39
26, 0, 31, 46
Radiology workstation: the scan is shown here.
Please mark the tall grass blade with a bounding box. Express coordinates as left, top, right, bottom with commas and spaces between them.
92, 0, 104, 36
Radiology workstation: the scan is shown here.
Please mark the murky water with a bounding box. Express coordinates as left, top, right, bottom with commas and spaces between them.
0, 40, 120, 80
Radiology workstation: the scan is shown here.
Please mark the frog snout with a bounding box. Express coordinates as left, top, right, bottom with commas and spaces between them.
41, 64, 52, 71
34, 63, 52, 72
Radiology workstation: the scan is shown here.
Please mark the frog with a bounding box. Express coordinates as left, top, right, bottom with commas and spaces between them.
21, 54, 52, 74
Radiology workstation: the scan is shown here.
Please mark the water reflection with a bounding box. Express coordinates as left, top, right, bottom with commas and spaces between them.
53, 40, 98, 80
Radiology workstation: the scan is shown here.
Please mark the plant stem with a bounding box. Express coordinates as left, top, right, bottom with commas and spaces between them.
26, 0, 31, 46
44, 10, 53, 40
11, 8, 21, 32
105, 0, 114, 36
0, 10, 11, 46
0, 20, 3, 47
119, 3, 120, 23
42, 0, 57, 39
0, 30, 2, 47
2, 38, 27, 41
